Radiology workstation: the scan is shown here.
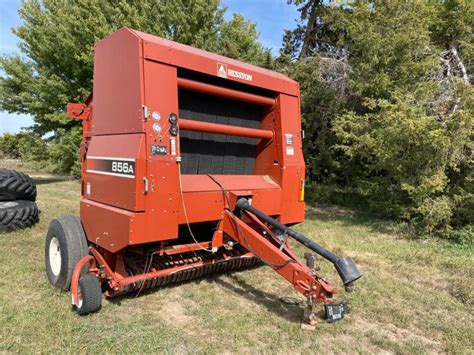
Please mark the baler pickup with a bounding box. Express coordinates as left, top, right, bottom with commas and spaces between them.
44, 27, 363, 324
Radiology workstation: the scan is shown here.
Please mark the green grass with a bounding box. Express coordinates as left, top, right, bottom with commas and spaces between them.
1, 180, 473, 353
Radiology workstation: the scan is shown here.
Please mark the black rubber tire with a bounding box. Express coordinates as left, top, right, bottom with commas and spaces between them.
45, 215, 89, 291
0, 169, 37, 201
0, 200, 39, 233
74, 274, 102, 315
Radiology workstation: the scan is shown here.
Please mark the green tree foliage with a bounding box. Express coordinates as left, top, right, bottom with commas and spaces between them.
284, 0, 473, 239
0, 131, 50, 169
0, 133, 22, 158
16, 132, 50, 169
0, 0, 270, 173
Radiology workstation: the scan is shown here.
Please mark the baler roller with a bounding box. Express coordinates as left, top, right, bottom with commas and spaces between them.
177, 77, 276, 107
179, 118, 274, 140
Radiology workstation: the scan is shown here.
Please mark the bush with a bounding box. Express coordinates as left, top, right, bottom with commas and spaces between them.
285, 1, 474, 240
0, 133, 22, 158
0, 131, 50, 167
17, 133, 49, 163
0, 131, 80, 174
333, 87, 473, 240
49, 127, 82, 176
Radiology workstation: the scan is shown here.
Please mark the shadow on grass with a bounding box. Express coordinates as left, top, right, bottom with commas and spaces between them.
304, 203, 406, 238
33, 176, 75, 185
106, 279, 183, 304
303, 184, 422, 239
212, 274, 303, 324
105, 267, 305, 324
35, 178, 75, 185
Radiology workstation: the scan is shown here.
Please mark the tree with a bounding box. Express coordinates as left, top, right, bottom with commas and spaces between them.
0, 0, 270, 173
0, 133, 22, 159
283, 0, 473, 239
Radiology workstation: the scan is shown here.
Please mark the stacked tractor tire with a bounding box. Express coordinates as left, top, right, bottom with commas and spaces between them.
0, 168, 39, 233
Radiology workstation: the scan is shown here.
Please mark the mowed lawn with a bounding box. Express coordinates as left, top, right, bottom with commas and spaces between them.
1, 179, 472, 353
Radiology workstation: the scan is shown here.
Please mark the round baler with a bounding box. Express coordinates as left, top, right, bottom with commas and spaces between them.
45, 27, 361, 324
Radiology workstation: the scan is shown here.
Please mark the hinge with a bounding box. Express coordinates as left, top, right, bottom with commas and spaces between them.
143, 177, 149, 195
142, 105, 149, 122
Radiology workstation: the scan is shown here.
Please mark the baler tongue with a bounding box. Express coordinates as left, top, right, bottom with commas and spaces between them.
235, 198, 363, 289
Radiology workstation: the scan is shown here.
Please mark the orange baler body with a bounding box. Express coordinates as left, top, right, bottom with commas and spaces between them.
76, 28, 305, 253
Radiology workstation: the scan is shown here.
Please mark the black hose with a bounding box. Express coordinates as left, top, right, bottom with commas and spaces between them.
236, 198, 337, 263
236, 198, 363, 286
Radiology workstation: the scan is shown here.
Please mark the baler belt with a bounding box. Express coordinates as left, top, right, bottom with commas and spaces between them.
178, 90, 261, 175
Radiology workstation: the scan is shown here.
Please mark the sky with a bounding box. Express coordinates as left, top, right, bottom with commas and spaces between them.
0, 0, 300, 135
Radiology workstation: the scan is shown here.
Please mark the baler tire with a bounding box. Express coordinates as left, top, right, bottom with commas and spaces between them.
45, 215, 89, 291
0, 200, 39, 233
74, 274, 102, 315
0, 169, 37, 201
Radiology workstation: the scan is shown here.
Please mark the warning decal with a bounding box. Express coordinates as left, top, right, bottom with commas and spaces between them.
217, 63, 228, 78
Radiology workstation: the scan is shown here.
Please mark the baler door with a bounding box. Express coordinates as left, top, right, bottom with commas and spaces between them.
84, 133, 146, 211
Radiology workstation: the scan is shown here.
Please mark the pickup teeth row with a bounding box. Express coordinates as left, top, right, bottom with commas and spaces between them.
123, 246, 260, 292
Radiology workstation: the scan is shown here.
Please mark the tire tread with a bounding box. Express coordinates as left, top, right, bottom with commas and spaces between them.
75, 274, 102, 315
45, 215, 88, 290
0, 168, 37, 201
0, 200, 39, 233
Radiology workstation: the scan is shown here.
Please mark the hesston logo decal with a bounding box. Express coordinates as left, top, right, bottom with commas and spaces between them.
217, 62, 252, 82
228, 68, 253, 81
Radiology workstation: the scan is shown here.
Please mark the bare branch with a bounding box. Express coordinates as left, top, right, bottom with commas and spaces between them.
450, 47, 469, 83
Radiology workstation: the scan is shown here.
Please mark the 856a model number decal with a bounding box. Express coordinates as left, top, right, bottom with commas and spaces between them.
86, 156, 135, 178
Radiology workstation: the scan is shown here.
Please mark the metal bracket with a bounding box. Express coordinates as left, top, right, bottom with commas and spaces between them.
66, 103, 90, 121
301, 297, 317, 330
278, 232, 288, 251
304, 253, 315, 269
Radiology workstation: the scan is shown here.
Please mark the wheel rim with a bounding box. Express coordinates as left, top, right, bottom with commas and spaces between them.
77, 291, 83, 309
49, 237, 62, 276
